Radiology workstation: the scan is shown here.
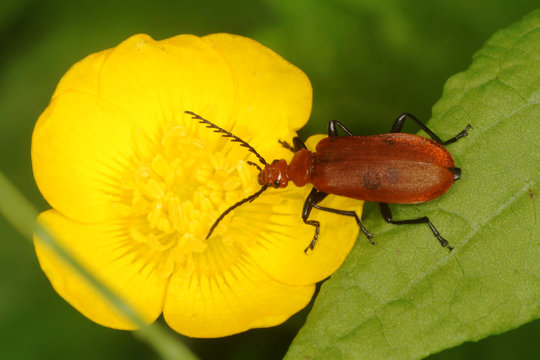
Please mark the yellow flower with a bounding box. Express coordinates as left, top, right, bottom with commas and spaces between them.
31, 33, 363, 338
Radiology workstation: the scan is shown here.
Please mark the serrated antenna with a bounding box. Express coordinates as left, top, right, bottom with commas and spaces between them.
184, 111, 269, 166
185, 110, 271, 239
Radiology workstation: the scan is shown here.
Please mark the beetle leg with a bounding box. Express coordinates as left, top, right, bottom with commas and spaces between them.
303, 188, 373, 252
378, 203, 454, 251
442, 124, 472, 145
293, 137, 307, 151
302, 188, 329, 253
328, 120, 355, 136
450, 167, 461, 181
278, 140, 295, 152
391, 113, 444, 143
390, 113, 471, 146
279, 137, 307, 153
312, 203, 374, 244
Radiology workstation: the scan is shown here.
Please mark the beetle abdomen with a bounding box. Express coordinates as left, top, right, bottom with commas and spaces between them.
312, 134, 456, 204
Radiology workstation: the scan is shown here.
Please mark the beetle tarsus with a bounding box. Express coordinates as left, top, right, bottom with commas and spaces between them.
427, 222, 454, 251
438, 237, 453, 251
365, 231, 375, 245
279, 140, 295, 152
435, 235, 453, 251
304, 220, 320, 253
280, 137, 307, 153
442, 124, 472, 145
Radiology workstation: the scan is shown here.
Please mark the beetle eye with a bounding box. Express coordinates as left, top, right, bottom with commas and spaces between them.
273, 180, 280, 188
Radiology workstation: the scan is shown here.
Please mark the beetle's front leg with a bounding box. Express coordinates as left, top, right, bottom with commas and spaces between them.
279, 137, 307, 153
302, 188, 329, 253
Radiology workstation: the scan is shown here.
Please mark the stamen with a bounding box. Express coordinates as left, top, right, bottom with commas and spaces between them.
223, 177, 241, 192
116, 121, 260, 269
151, 154, 169, 177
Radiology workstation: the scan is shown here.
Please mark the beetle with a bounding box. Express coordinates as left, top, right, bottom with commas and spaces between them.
185, 110, 470, 253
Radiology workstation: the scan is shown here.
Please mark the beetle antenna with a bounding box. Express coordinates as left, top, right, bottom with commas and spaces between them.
185, 111, 269, 166
205, 184, 270, 239
247, 161, 262, 172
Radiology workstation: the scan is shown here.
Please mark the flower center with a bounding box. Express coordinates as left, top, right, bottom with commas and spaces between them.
117, 123, 257, 273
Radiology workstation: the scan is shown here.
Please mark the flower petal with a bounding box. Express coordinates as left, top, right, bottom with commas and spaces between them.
201, 34, 312, 155
52, 50, 110, 99
32, 93, 145, 222
32, 34, 238, 223
34, 210, 169, 328
252, 191, 362, 285
54, 34, 236, 128
96, 34, 236, 131
163, 241, 315, 338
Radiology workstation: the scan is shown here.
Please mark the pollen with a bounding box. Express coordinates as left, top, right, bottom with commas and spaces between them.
117, 122, 257, 265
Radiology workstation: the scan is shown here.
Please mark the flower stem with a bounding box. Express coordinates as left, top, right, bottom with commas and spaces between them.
0, 171, 198, 360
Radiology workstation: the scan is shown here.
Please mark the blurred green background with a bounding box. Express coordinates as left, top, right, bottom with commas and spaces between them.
1, 0, 538, 359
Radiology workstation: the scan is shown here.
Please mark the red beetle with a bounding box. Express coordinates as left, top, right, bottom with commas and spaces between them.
185, 111, 470, 252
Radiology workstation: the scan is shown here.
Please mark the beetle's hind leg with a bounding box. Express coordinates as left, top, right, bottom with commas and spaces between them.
442, 124, 472, 145
390, 113, 471, 146
378, 203, 454, 251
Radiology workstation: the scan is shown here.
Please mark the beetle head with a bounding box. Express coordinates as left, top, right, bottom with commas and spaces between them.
258, 159, 289, 188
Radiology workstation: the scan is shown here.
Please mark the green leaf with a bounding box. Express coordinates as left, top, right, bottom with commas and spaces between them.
285, 8, 540, 360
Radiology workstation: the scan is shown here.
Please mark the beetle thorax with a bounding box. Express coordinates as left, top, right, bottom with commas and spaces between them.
287, 148, 314, 187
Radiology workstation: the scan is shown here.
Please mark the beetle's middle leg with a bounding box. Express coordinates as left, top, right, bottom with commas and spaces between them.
282, 120, 356, 153
302, 188, 373, 253
328, 120, 355, 136
378, 203, 454, 251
